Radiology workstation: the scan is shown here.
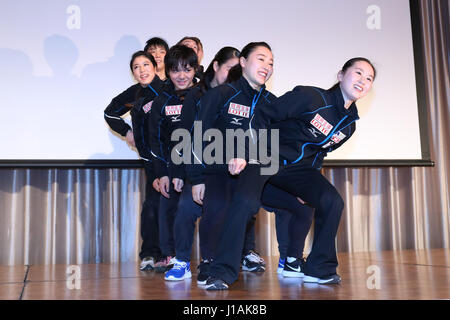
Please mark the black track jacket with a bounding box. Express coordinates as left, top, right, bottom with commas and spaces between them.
103, 76, 165, 162
187, 76, 276, 185
250, 85, 360, 169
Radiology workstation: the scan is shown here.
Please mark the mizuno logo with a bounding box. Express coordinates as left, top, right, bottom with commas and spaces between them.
171, 115, 181, 122
308, 127, 320, 137
230, 117, 243, 125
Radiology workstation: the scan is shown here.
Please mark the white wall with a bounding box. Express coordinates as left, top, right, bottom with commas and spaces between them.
0, 0, 422, 161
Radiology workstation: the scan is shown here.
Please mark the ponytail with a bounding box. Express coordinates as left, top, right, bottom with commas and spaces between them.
202, 46, 240, 88
226, 64, 243, 83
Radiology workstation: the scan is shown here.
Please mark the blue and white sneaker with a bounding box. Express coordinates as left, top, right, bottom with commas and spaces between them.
277, 258, 286, 274
303, 274, 341, 284
164, 259, 191, 281
282, 257, 305, 278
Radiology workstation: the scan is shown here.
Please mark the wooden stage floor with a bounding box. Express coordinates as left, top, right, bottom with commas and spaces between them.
1, 249, 450, 300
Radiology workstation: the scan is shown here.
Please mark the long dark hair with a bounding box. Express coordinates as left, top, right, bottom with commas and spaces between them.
330, 57, 376, 90
129, 51, 157, 71
199, 46, 240, 91
226, 42, 272, 83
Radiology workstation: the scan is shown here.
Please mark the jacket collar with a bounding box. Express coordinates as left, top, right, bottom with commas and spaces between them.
328, 85, 359, 120
237, 76, 266, 100
146, 75, 164, 93
163, 80, 191, 101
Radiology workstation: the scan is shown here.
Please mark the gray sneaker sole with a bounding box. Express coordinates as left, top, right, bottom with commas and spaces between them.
303, 275, 341, 284
164, 272, 192, 281
205, 280, 228, 291
282, 270, 305, 278
242, 265, 266, 272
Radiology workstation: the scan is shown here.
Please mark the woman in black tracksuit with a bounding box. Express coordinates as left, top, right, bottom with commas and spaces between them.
205, 57, 376, 290
103, 51, 165, 270
189, 44, 279, 267
148, 45, 199, 272
187, 42, 298, 284
168, 46, 281, 283
164, 46, 241, 282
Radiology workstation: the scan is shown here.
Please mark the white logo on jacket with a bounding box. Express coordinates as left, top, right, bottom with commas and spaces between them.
230, 117, 243, 125
171, 115, 181, 122
322, 131, 347, 148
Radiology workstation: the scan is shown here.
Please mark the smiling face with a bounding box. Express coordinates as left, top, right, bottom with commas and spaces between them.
338, 60, 374, 106
131, 55, 156, 86
169, 63, 195, 90
240, 46, 273, 90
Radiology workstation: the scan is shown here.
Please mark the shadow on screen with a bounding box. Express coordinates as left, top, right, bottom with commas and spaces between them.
1, 34, 142, 161
88, 127, 139, 160
81, 34, 142, 161
0, 35, 145, 264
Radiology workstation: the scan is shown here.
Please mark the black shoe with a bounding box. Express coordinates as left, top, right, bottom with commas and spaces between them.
154, 256, 175, 273
303, 273, 342, 284
197, 259, 211, 285
205, 276, 228, 290
282, 257, 305, 278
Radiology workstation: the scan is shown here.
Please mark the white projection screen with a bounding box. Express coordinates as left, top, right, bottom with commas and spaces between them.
0, 0, 432, 167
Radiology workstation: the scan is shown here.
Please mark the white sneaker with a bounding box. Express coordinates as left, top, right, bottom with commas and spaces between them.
139, 257, 155, 271
242, 251, 265, 272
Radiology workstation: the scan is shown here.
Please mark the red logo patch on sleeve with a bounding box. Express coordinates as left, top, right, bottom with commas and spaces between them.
142, 101, 153, 113
322, 131, 347, 148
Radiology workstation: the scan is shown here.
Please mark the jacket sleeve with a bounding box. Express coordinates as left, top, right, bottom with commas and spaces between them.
148, 96, 169, 178
323, 121, 356, 154
170, 90, 199, 180
250, 86, 317, 132
130, 97, 153, 160
104, 85, 138, 136
245, 86, 319, 160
